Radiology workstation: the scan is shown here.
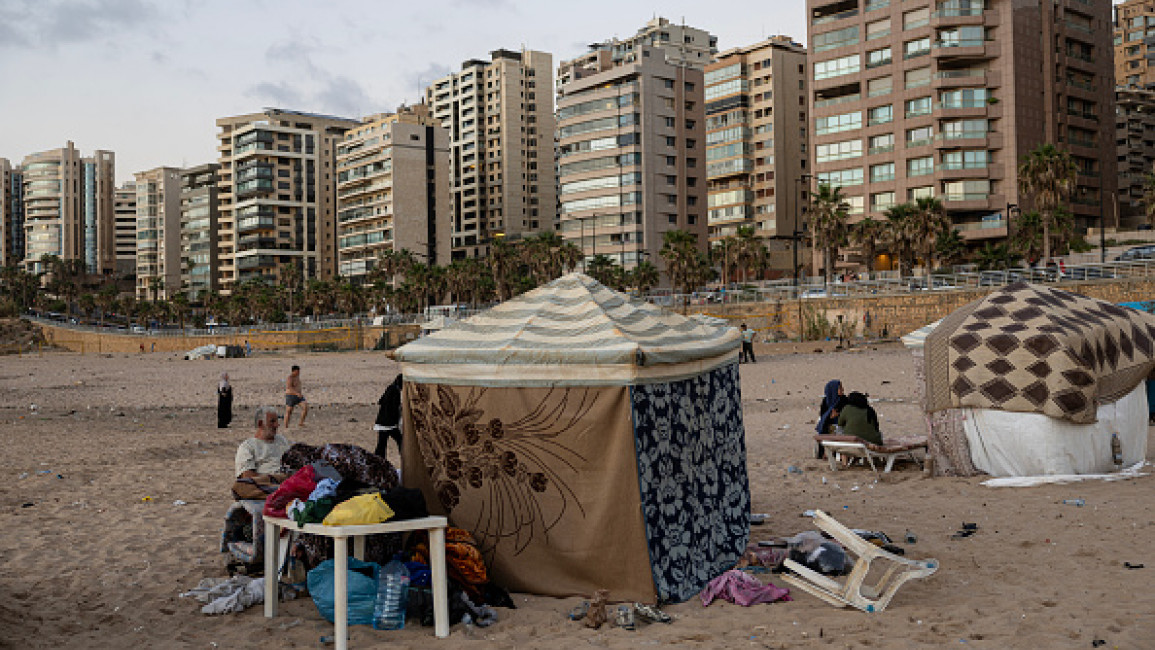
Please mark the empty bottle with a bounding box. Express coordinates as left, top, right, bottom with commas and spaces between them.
1111, 433, 1123, 469
373, 558, 410, 631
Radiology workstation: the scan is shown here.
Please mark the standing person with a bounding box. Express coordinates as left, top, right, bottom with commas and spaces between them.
217, 372, 234, 429
244, 340, 252, 357
284, 365, 308, 429
374, 373, 404, 459
740, 323, 757, 364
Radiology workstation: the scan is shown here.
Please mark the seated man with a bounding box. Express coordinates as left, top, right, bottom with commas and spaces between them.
836, 391, 883, 446
231, 406, 292, 500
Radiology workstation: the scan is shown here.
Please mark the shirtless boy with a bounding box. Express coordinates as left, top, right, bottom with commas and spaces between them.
284, 365, 308, 428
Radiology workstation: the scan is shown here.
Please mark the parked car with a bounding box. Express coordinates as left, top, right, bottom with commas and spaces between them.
1116, 245, 1155, 262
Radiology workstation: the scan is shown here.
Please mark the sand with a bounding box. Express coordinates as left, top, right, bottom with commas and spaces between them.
1, 343, 1153, 649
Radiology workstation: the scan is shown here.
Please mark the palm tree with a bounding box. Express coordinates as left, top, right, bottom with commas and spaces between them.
1018, 143, 1078, 261
908, 197, 950, 279
586, 254, 621, 288
733, 225, 766, 284
148, 276, 163, 303
935, 228, 967, 270
489, 238, 519, 301
711, 237, 738, 286
809, 184, 851, 284
630, 260, 660, 294
1009, 210, 1045, 265
1142, 169, 1155, 230
850, 216, 885, 275
975, 242, 1021, 271
170, 293, 191, 330
280, 261, 303, 318
883, 203, 916, 276
659, 230, 702, 310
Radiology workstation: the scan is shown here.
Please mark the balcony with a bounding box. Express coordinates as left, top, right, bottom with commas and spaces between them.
932, 40, 992, 61
236, 255, 278, 271
236, 216, 276, 234
954, 218, 1007, 241
236, 178, 274, 199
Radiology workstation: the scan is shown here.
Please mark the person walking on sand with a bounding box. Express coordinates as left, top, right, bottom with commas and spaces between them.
740, 323, 757, 363
217, 372, 234, 429
284, 365, 308, 429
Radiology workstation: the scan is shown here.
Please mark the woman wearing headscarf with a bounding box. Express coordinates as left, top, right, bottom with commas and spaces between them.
837, 391, 882, 445
814, 379, 846, 458
217, 372, 234, 429
374, 373, 404, 459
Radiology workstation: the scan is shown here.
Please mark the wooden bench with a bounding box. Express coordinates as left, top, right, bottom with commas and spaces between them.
816, 435, 928, 474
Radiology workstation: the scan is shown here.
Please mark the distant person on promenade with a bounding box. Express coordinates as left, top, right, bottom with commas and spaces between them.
217, 372, 233, 429
739, 323, 757, 363
284, 365, 308, 429
374, 373, 404, 460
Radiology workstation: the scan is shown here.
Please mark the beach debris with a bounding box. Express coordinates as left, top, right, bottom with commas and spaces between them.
905, 530, 918, 544
173, 500, 188, 506
1060, 499, 1085, 506
17, 472, 28, 480
750, 513, 769, 525
614, 604, 636, 630
633, 602, 671, 624
29, 403, 38, 412
1123, 562, 1145, 569
141, 496, 153, 502
787, 465, 802, 474
583, 589, 609, 629
951, 523, 978, 539
802, 510, 817, 518
567, 600, 590, 620
21, 502, 34, 508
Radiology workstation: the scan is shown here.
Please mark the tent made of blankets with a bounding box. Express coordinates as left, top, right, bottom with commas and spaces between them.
907, 282, 1155, 477
393, 273, 749, 603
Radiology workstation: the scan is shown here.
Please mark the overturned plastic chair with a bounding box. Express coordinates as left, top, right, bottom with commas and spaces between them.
781, 510, 938, 613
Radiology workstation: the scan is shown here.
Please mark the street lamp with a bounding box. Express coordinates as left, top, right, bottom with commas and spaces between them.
1005, 203, 1020, 270
793, 174, 813, 290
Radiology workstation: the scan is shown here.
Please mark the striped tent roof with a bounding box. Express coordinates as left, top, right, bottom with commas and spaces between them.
395, 273, 740, 386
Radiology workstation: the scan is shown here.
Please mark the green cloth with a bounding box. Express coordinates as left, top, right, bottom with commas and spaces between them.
291, 496, 339, 528
837, 405, 882, 445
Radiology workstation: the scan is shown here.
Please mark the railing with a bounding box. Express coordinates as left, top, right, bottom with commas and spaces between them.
812, 8, 858, 25
814, 93, 862, 109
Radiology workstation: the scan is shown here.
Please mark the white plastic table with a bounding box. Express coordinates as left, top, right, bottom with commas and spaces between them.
263, 515, 450, 649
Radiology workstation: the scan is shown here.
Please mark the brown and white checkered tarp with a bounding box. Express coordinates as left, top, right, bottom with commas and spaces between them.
924, 283, 1155, 424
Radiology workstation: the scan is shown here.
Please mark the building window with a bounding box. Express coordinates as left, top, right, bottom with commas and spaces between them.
814, 54, 861, 81
867, 104, 893, 126
869, 162, 895, 183
907, 155, 934, 177
903, 37, 930, 59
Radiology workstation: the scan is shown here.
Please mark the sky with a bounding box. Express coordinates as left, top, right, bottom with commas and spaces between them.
0, 0, 810, 184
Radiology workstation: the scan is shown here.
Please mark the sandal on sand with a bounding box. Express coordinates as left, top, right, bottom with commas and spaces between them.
615, 605, 635, 631
633, 602, 671, 624
567, 601, 590, 620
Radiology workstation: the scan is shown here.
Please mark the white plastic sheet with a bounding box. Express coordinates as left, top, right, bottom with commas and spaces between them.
962, 382, 1149, 478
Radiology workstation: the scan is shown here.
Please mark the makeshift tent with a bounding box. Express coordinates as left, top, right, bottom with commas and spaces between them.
394, 273, 749, 603
908, 282, 1155, 477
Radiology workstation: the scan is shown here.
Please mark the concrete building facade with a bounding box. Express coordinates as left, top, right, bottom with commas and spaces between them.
704, 36, 809, 251
0, 159, 24, 268
807, 0, 1116, 272
19, 142, 116, 275
426, 49, 556, 259
556, 38, 710, 277
335, 104, 451, 281
180, 164, 220, 299
133, 167, 182, 300
1115, 0, 1155, 88
1115, 86, 1155, 226
215, 108, 361, 292
113, 181, 137, 278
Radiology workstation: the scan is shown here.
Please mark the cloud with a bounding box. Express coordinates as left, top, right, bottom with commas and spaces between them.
246, 81, 303, 108
0, 0, 160, 49
405, 62, 455, 94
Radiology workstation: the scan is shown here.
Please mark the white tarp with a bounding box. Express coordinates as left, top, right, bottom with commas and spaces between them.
962, 382, 1149, 477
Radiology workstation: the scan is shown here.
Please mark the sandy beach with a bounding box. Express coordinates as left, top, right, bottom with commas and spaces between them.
1, 342, 1153, 649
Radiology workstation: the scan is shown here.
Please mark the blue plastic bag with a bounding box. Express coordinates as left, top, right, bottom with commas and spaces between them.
307, 557, 380, 625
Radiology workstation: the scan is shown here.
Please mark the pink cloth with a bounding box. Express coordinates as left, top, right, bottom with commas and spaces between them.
699, 569, 792, 607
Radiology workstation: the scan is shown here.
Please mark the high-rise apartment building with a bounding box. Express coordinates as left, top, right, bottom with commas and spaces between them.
1115, 0, 1155, 88
556, 33, 711, 277
134, 167, 182, 300
114, 181, 137, 278
705, 36, 808, 248
19, 142, 116, 275
1115, 87, 1155, 226
335, 105, 451, 281
0, 159, 24, 268
807, 0, 1116, 274
215, 108, 361, 291
180, 164, 220, 299
426, 49, 556, 259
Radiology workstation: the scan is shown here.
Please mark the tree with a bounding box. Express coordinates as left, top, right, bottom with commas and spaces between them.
734, 225, 766, 284
659, 229, 701, 301
849, 217, 885, 274
280, 261, 303, 318
95, 282, 118, 325
1009, 210, 1045, 265
909, 196, 950, 278
883, 203, 916, 276
1142, 169, 1155, 230
809, 184, 851, 284
974, 242, 1021, 271
935, 227, 966, 270
1018, 143, 1078, 261
711, 237, 738, 286
170, 293, 191, 330
148, 276, 163, 303
489, 238, 519, 301
586, 254, 622, 289
630, 260, 660, 294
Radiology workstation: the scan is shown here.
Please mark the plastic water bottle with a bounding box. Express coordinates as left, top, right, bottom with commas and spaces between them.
1111, 433, 1123, 469
373, 558, 410, 631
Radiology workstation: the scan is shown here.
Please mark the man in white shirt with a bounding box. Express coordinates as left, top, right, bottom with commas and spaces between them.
235, 406, 292, 479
